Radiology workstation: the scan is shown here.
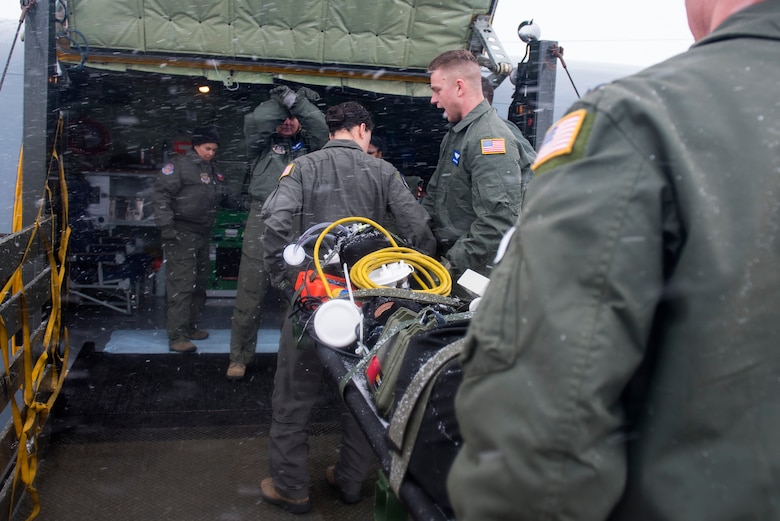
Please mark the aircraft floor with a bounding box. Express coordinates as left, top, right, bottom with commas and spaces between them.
10, 296, 378, 521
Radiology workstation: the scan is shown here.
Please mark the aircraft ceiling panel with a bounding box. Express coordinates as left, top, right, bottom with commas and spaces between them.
67, 0, 495, 71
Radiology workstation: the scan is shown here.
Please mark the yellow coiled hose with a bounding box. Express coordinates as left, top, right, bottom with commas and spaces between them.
349, 247, 452, 296
312, 217, 451, 298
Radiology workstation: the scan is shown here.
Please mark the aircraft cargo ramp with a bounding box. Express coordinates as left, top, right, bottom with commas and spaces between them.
9, 297, 377, 521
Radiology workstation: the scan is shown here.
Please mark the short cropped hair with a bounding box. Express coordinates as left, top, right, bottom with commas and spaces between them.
428, 49, 479, 72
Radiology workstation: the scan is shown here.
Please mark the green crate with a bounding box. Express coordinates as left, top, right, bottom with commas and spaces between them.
374, 470, 408, 521
208, 209, 248, 293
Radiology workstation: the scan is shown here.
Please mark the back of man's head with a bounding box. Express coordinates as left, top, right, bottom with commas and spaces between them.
686, 0, 767, 41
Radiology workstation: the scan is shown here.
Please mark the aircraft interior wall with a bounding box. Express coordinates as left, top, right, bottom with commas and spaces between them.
59, 68, 449, 191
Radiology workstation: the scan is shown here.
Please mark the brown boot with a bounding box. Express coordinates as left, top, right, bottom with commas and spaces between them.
169, 340, 197, 353
188, 329, 209, 340
226, 362, 246, 380
260, 477, 311, 514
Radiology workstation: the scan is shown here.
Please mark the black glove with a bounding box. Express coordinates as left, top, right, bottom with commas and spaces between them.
269, 85, 297, 109
160, 226, 177, 241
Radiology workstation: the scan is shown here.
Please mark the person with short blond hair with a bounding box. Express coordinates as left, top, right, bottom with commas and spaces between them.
423, 49, 531, 283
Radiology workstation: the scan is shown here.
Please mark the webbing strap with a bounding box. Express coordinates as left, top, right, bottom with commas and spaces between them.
387, 338, 465, 495
1, 115, 71, 521
337, 314, 423, 397
351, 288, 462, 307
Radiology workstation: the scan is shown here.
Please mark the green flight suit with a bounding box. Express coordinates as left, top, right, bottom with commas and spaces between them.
500, 114, 536, 203
229, 92, 328, 365
422, 100, 526, 280
260, 139, 437, 500
151, 150, 236, 345
448, 3, 780, 520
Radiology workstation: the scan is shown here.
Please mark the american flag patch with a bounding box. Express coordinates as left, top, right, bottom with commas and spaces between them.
279, 163, 294, 180
481, 138, 506, 155
533, 109, 587, 169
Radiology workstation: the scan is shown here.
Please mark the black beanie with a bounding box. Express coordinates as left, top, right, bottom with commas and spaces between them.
191, 125, 220, 146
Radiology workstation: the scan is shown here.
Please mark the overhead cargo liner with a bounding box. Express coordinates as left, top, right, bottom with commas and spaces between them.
59, 0, 514, 96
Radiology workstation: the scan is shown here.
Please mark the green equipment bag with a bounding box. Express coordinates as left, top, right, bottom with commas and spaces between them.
360, 304, 471, 516
367, 306, 446, 418
337, 297, 471, 515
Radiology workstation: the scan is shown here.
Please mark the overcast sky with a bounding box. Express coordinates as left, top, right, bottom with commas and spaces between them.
492, 1, 694, 67
0, 1, 18, 20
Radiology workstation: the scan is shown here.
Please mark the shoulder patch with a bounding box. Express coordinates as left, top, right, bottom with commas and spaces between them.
532, 109, 588, 171
394, 170, 409, 189
480, 138, 506, 155
279, 163, 294, 180
161, 163, 174, 175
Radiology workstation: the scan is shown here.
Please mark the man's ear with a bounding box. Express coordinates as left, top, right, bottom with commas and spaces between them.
456, 78, 465, 95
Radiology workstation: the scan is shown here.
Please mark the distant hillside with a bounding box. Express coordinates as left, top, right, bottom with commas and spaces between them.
492, 60, 642, 128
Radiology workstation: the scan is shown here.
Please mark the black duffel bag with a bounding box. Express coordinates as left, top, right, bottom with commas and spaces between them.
384, 319, 470, 516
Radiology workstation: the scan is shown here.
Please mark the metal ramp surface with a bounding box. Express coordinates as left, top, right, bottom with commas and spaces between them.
10, 298, 378, 521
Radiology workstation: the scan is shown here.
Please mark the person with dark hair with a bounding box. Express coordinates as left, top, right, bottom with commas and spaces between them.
257, 101, 436, 514
368, 133, 423, 200
151, 125, 240, 353
367, 134, 384, 158
424, 49, 530, 281
448, 1, 780, 520
226, 85, 328, 380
